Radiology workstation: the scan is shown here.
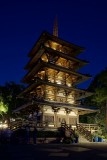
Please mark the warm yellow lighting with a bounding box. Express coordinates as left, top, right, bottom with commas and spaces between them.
56, 80, 61, 84
2, 123, 8, 128
69, 111, 77, 116
0, 123, 8, 128
50, 79, 54, 83
72, 125, 76, 129
67, 99, 75, 104
48, 124, 54, 127
51, 42, 59, 50
57, 110, 66, 115
41, 54, 48, 62
67, 83, 71, 87
44, 108, 54, 114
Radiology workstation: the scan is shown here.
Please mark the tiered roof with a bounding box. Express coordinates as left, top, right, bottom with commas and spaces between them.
16, 31, 98, 115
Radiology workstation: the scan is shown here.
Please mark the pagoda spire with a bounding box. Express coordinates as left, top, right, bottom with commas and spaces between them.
53, 16, 58, 37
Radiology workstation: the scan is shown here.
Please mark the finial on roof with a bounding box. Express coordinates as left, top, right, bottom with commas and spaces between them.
53, 16, 58, 37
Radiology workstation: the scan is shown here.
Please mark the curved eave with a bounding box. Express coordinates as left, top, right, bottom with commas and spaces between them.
45, 46, 88, 64
13, 100, 98, 113
28, 31, 85, 57
18, 78, 93, 99
25, 47, 45, 70
22, 60, 91, 83
25, 45, 89, 70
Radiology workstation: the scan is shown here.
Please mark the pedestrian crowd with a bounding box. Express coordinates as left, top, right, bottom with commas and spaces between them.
0, 125, 38, 145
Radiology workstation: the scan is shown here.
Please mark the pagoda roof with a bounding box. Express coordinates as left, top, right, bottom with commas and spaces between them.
13, 100, 98, 115
25, 45, 88, 70
28, 31, 85, 57
22, 59, 91, 83
18, 78, 93, 100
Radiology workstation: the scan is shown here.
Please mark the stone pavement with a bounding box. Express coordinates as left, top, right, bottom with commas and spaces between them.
1, 143, 107, 160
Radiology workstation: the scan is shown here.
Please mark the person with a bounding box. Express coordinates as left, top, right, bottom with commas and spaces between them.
5, 128, 13, 143
32, 127, 37, 144
25, 125, 30, 144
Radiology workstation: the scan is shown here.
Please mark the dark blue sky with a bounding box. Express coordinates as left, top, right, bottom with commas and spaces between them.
0, 0, 107, 89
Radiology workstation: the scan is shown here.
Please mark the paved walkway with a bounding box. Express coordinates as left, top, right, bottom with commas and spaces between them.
1, 142, 107, 160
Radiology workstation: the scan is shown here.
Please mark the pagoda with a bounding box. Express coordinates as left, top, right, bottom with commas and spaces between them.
14, 21, 98, 129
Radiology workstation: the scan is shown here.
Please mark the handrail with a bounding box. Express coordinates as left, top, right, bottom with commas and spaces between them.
78, 123, 98, 127
76, 123, 93, 141
78, 123, 99, 132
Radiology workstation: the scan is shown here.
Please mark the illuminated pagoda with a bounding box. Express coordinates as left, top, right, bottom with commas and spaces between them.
14, 21, 98, 129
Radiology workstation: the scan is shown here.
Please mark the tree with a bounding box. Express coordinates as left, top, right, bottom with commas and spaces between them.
0, 81, 26, 119
0, 97, 8, 115
82, 68, 107, 134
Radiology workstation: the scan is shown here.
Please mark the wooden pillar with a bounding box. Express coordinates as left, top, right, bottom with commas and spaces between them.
77, 113, 79, 124
42, 106, 45, 127
54, 111, 57, 127
65, 108, 70, 125
52, 107, 59, 127
66, 113, 69, 125
45, 68, 48, 81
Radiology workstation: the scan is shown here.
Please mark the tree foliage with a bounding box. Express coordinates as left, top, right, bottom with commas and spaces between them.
88, 68, 107, 105
0, 81, 25, 117
0, 97, 8, 115
81, 68, 107, 132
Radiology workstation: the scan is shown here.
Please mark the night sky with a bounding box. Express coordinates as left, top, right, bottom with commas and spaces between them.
0, 0, 107, 89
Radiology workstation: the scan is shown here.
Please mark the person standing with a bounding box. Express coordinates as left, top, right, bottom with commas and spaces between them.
33, 127, 37, 144
25, 125, 30, 144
